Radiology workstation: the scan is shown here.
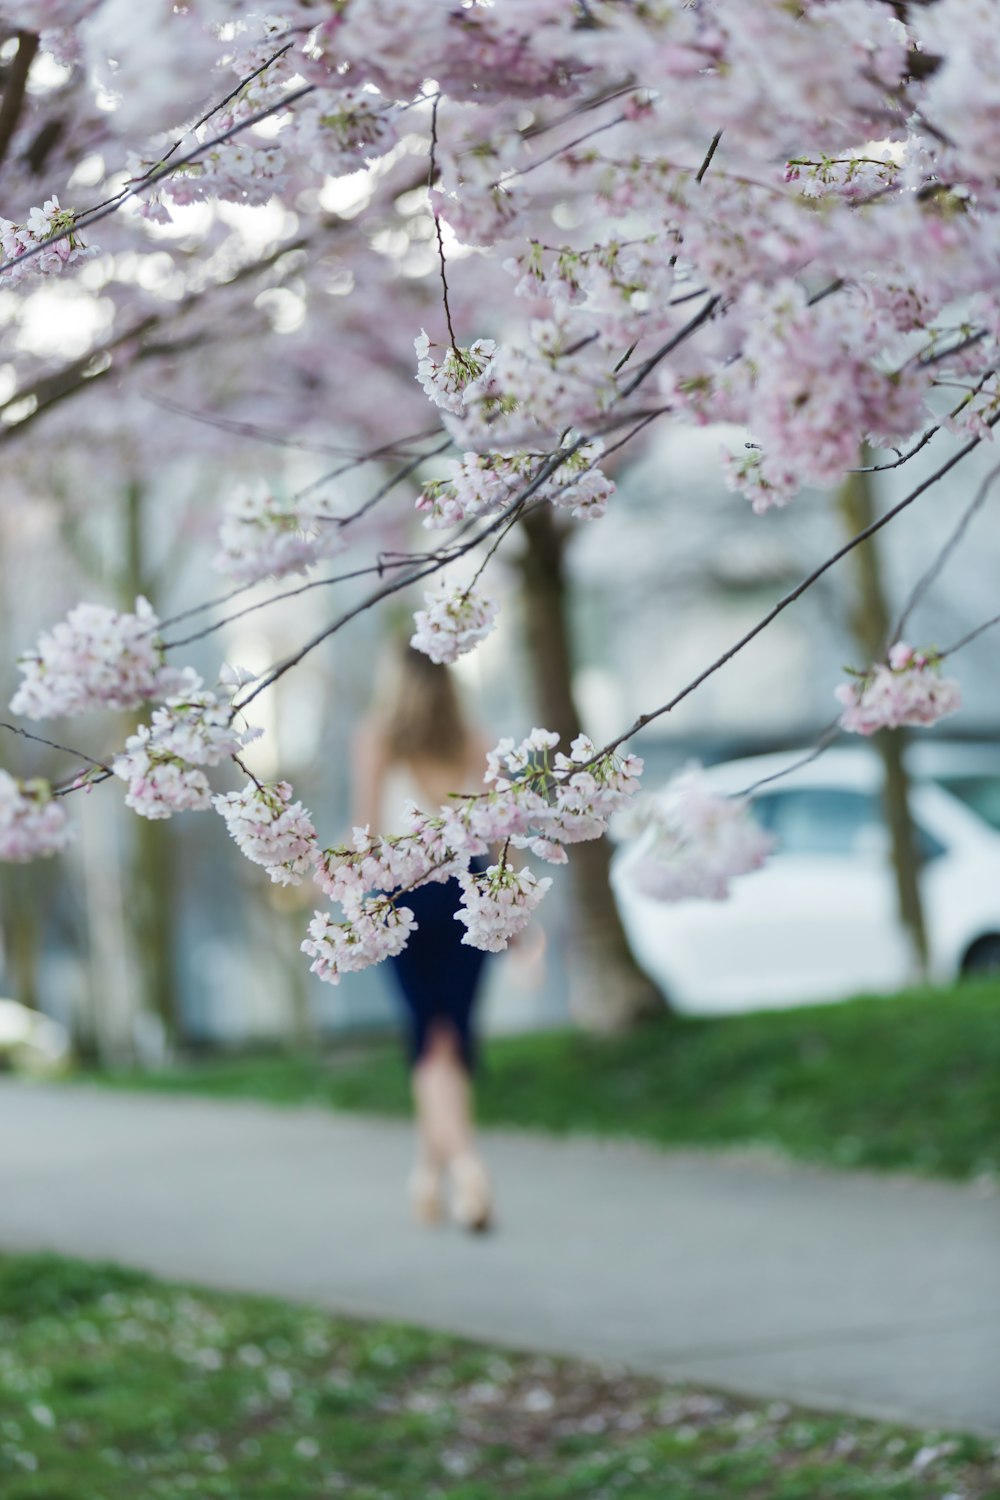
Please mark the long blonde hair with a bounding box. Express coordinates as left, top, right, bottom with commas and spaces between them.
373, 643, 472, 767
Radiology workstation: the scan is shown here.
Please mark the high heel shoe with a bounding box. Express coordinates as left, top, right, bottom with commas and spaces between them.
448, 1153, 494, 1233
408, 1163, 444, 1226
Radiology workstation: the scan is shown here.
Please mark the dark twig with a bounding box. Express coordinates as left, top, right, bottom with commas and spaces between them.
0, 81, 316, 281
0, 720, 110, 772
848, 369, 996, 474
733, 718, 843, 799
142, 394, 404, 459
428, 95, 460, 352
598, 421, 996, 757
162, 556, 427, 651
156, 41, 293, 173
892, 458, 1000, 643
231, 752, 265, 793
617, 295, 721, 398
940, 609, 1000, 659
232, 430, 612, 714
695, 130, 723, 183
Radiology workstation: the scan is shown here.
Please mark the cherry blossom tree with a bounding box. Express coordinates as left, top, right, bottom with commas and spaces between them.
2, 0, 1000, 1029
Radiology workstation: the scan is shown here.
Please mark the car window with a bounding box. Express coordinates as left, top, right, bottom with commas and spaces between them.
753, 787, 946, 861
933, 775, 1000, 832
752, 788, 882, 855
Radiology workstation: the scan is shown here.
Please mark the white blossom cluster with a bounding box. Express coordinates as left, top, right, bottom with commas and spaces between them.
291, 90, 400, 175
303, 729, 643, 984
836, 644, 962, 735
112, 679, 259, 821
301, 900, 418, 984
413, 331, 497, 416
10, 597, 186, 720
213, 779, 318, 886
0, 197, 95, 284
214, 484, 345, 585
416, 440, 614, 531
629, 766, 774, 902
0, 773, 72, 862
454, 862, 552, 951
410, 584, 499, 665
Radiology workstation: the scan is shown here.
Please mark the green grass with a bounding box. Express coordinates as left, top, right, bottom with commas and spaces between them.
93, 978, 1000, 1181
0, 1252, 996, 1500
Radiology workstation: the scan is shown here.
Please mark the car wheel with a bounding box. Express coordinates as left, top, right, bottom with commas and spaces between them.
960, 934, 1000, 978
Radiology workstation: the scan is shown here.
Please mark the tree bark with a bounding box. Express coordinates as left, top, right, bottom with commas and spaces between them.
0, 31, 39, 171
838, 469, 929, 978
518, 506, 664, 1030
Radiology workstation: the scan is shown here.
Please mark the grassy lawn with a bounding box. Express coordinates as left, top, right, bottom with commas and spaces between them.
1, 1252, 996, 1500
92, 978, 1000, 1181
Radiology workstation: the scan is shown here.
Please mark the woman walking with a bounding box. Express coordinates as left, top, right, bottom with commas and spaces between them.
352, 645, 494, 1231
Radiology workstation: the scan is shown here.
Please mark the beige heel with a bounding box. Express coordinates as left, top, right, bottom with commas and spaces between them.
448, 1153, 494, 1233
408, 1164, 444, 1226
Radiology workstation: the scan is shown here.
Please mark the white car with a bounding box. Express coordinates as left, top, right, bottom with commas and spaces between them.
611, 743, 1000, 1014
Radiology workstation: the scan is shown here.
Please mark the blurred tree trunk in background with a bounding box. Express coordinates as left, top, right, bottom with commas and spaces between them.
518, 506, 663, 1030
839, 468, 929, 979
121, 479, 183, 1054
78, 791, 141, 1066
0, 865, 40, 1008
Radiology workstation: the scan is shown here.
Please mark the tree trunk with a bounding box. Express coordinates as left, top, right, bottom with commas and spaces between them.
121, 479, 183, 1054
518, 506, 664, 1030
0, 865, 40, 1009
838, 469, 929, 979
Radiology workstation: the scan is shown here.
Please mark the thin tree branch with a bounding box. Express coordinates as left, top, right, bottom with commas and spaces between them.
940, 609, 1000, 659
598, 419, 998, 756
733, 718, 843, 799
156, 42, 293, 173
232, 426, 622, 714
141, 394, 442, 462
695, 130, 723, 184
293, 427, 448, 499
847, 369, 996, 474
892, 458, 1000, 643
428, 95, 460, 352
162, 558, 423, 651
0, 719, 110, 772
0, 81, 317, 281
617, 295, 721, 398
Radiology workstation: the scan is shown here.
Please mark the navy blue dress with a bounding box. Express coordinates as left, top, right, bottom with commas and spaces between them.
388, 865, 489, 1073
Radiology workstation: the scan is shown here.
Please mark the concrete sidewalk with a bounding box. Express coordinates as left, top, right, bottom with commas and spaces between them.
2, 1080, 998, 1437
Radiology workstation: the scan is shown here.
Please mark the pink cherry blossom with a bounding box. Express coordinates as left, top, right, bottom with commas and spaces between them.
112, 682, 258, 820
0, 773, 73, 863
836, 646, 963, 736
629, 766, 774, 902
213, 780, 318, 886
455, 862, 552, 952
0, 197, 96, 285
416, 440, 613, 529
305, 727, 643, 981
410, 583, 499, 665
11, 598, 189, 720
414, 330, 497, 416
7, 0, 1000, 961
301, 901, 418, 984
214, 483, 345, 585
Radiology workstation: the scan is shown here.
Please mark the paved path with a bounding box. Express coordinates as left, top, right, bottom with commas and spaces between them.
2, 1081, 998, 1436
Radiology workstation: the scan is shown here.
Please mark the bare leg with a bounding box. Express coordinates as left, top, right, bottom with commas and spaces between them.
411, 1022, 492, 1229
412, 1021, 475, 1164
